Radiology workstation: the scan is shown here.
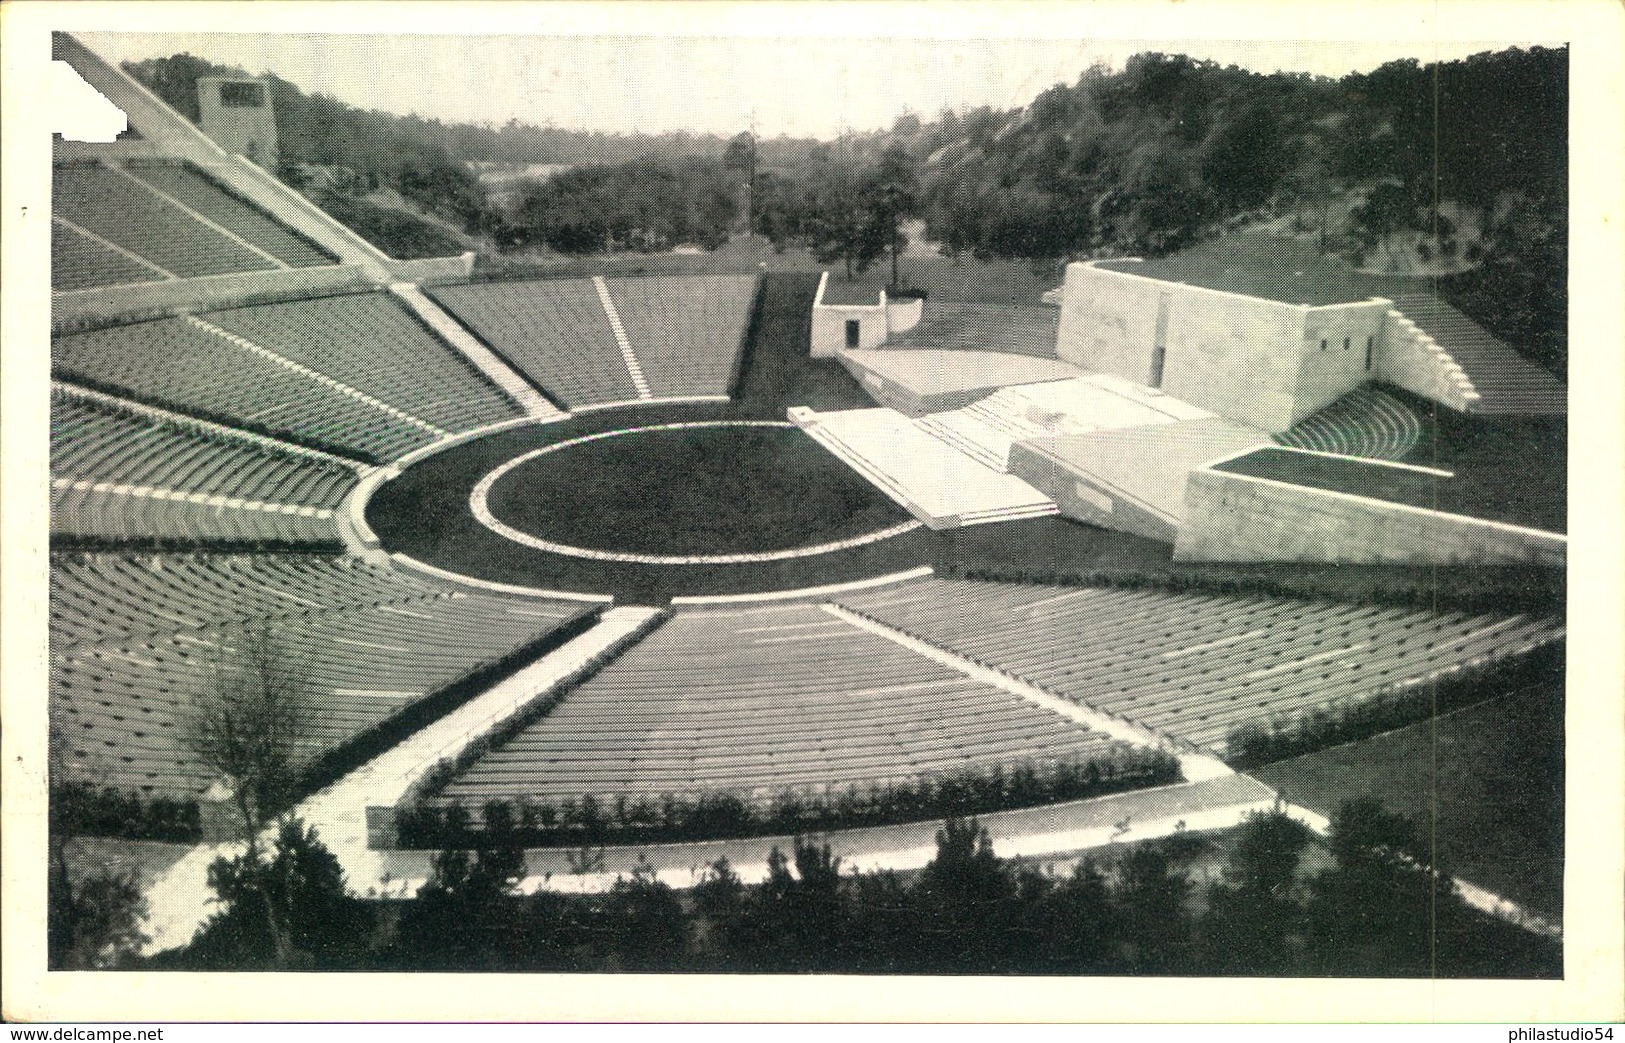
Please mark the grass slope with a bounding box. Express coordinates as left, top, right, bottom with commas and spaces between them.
1250, 679, 1564, 918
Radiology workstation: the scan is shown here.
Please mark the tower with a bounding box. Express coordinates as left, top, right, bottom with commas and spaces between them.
196, 76, 278, 166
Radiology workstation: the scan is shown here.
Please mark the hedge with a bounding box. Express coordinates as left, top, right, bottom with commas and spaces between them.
395, 747, 1183, 849
1224, 640, 1564, 769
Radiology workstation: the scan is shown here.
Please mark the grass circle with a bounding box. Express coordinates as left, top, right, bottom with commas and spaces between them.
477, 422, 914, 560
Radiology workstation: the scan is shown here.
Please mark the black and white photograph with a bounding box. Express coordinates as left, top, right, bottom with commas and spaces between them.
3, 0, 1621, 1026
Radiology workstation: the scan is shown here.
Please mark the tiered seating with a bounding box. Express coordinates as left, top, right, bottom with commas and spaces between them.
52, 221, 167, 291
203, 294, 522, 432
836, 578, 1565, 759
122, 162, 336, 268
886, 302, 1060, 358
604, 275, 756, 397
438, 604, 1134, 803
52, 163, 277, 279
429, 279, 638, 407
1277, 386, 1423, 460
50, 394, 356, 544
53, 317, 436, 461
50, 553, 592, 798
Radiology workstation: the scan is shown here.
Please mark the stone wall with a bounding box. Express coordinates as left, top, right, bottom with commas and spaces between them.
1295, 300, 1391, 421
1056, 263, 1311, 432
1376, 309, 1480, 411
1173, 468, 1565, 567
1007, 440, 1179, 541
52, 263, 378, 333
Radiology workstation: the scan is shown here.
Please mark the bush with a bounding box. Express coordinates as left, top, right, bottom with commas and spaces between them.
52, 780, 203, 844
313, 192, 466, 260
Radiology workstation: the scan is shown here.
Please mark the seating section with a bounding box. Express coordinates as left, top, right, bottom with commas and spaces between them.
1276, 386, 1423, 461
122, 162, 336, 268
836, 578, 1565, 759
50, 553, 592, 798
52, 221, 167, 292
886, 302, 1061, 358
50, 394, 356, 545
604, 275, 757, 397
437, 604, 1136, 804
53, 163, 277, 280
202, 293, 522, 432
429, 279, 638, 408
53, 317, 436, 462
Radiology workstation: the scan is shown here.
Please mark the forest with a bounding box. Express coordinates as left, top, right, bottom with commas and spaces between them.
55, 804, 1559, 976
124, 43, 1567, 366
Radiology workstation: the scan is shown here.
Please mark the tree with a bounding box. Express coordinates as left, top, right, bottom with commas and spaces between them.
1201, 809, 1313, 973
1305, 798, 1465, 976
185, 624, 314, 857
47, 704, 150, 969
390, 802, 529, 970
188, 818, 370, 969
800, 153, 888, 279
1111, 842, 1195, 973
605, 858, 689, 970
870, 141, 919, 287
909, 817, 1020, 971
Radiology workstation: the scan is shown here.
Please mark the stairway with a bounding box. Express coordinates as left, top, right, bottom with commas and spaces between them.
592, 276, 653, 399
390, 283, 564, 419
1388, 296, 1566, 415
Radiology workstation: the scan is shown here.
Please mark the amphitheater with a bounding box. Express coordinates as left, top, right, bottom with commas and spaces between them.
44, 34, 1568, 953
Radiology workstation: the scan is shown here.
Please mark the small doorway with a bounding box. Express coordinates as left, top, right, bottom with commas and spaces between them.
845, 319, 861, 349
1150, 292, 1171, 388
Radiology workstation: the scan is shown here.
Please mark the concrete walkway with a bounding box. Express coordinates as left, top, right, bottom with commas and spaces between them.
140, 606, 664, 953
363, 773, 1289, 897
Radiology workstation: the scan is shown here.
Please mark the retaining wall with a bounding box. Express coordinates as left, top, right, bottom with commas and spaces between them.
51, 263, 377, 333
1173, 468, 1566, 567
1006, 440, 1179, 541
1056, 263, 1307, 432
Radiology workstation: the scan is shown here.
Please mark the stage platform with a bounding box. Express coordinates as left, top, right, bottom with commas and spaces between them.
837, 348, 1084, 416
789, 406, 1059, 529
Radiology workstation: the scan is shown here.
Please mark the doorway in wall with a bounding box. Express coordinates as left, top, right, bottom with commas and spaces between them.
845, 319, 861, 349
1150, 292, 1171, 388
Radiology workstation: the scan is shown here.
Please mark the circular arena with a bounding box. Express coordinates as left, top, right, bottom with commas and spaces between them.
41, 31, 1570, 963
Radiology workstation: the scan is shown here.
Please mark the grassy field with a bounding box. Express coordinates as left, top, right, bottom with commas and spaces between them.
486, 425, 910, 556
368, 273, 1176, 600
1393, 385, 1567, 533
821, 254, 1065, 307
1103, 229, 1434, 307
1250, 679, 1565, 918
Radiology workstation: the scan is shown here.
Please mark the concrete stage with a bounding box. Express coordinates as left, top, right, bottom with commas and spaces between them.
836, 348, 1085, 416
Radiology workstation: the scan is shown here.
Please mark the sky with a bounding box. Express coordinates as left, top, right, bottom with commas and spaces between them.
77, 31, 1537, 139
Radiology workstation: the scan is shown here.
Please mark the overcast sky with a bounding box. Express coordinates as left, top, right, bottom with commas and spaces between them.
79, 31, 1535, 139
